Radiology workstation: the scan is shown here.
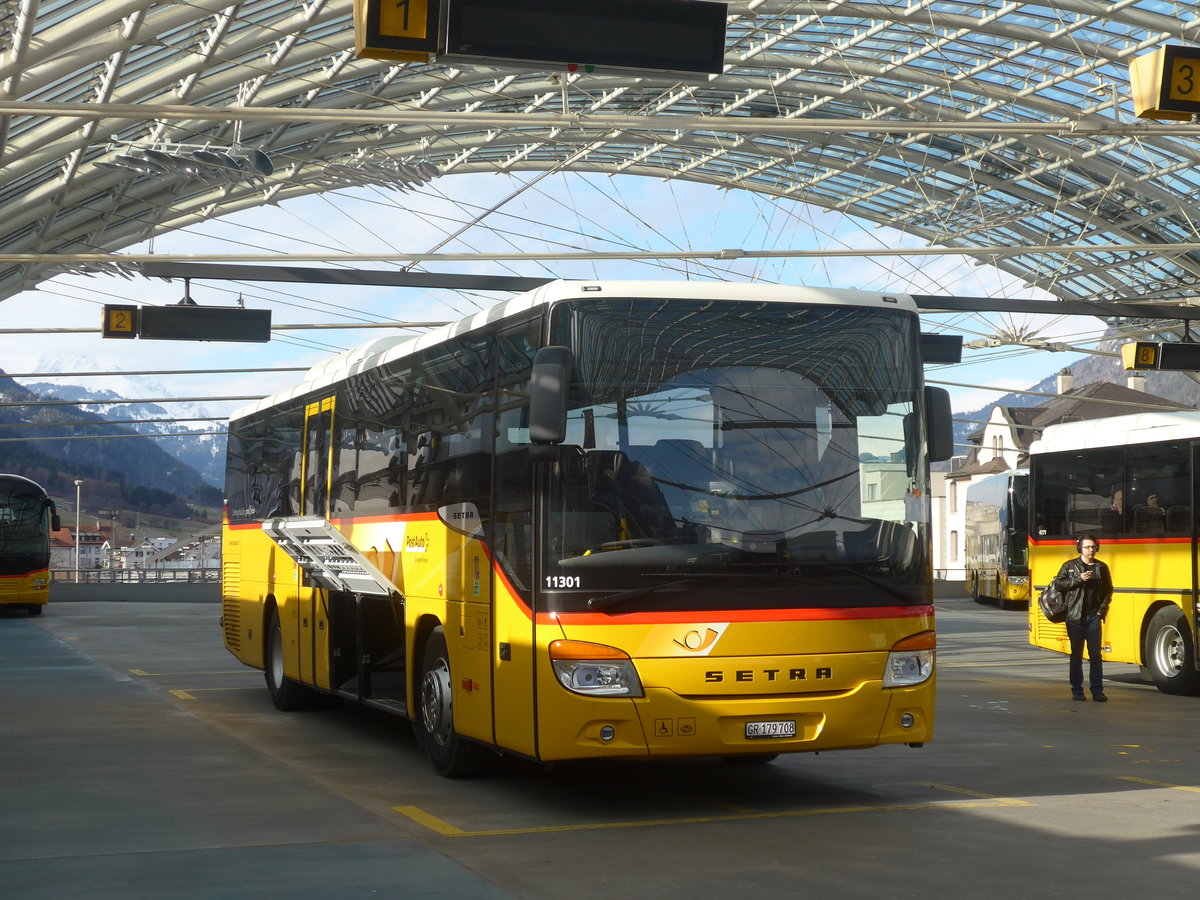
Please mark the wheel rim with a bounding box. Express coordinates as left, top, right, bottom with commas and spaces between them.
421, 656, 452, 747
1152, 624, 1185, 678
270, 625, 285, 688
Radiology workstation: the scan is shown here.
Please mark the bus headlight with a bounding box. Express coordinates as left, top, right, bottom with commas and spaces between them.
549, 640, 644, 697
883, 631, 936, 687
1008, 576, 1029, 585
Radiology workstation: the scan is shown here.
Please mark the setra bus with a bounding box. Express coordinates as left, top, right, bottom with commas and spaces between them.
221, 280, 955, 775
0, 474, 60, 616
964, 468, 1030, 609
1029, 411, 1200, 694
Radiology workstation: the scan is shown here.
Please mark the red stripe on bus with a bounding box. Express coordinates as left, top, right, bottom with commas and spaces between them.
225, 511, 441, 531
1030, 537, 1191, 546
539, 605, 934, 626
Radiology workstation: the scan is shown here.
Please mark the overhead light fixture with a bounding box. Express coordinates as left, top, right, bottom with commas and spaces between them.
94, 141, 275, 185
44, 260, 143, 280
315, 155, 439, 191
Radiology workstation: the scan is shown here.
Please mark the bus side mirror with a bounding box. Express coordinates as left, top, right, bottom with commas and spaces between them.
47, 500, 61, 532
529, 346, 573, 456
924, 386, 954, 462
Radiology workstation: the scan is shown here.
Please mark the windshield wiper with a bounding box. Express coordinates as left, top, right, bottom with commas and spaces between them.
834, 566, 920, 604
585, 577, 702, 612
584, 571, 789, 611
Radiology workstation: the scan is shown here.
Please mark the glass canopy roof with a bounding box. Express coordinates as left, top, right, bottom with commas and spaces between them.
2, 0, 1199, 310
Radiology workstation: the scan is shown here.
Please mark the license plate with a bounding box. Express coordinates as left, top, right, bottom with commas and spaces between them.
745, 720, 796, 739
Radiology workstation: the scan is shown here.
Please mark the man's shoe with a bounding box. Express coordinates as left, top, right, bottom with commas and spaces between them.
1092, 692, 1108, 702
1072, 691, 1086, 701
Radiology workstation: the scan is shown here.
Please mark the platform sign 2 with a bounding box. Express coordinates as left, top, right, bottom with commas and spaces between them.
102, 304, 139, 339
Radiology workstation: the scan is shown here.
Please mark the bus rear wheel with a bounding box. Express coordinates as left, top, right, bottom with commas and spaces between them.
265, 607, 314, 711
1144, 606, 1200, 695
416, 626, 490, 778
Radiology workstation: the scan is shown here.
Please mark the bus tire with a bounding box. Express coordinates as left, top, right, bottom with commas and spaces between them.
1144, 606, 1200, 695
27, 605, 43, 616
417, 626, 490, 778
265, 607, 314, 711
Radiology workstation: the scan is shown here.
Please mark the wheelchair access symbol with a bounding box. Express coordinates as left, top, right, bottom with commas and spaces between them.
655, 718, 697, 737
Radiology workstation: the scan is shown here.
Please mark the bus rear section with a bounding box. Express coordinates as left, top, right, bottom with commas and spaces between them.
0, 474, 59, 616
1028, 412, 1200, 695
964, 469, 1030, 609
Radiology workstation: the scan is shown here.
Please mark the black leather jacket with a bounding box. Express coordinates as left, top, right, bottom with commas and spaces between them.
1052, 557, 1113, 623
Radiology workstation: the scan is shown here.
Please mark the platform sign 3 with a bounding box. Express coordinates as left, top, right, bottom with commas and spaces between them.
1131, 45, 1200, 120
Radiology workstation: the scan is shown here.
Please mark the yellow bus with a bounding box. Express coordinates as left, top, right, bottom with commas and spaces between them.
221, 280, 955, 775
1029, 411, 1200, 694
964, 468, 1030, 609
0, 474, 59, 616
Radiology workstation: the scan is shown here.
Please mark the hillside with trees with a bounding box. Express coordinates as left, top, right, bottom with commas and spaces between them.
953, 339, 1200, 449
0, 370, 222, 517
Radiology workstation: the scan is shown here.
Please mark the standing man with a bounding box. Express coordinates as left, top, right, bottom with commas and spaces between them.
1052, 534, 1113, 701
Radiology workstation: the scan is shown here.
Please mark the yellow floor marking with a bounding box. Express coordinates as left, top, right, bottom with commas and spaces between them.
167, 687, 258, 700
940, 659, 1063, 668
393, 785, 1029, 838
687, 794, 755, 814
1120, 776, 1200, 794
922, 782, 1022, 801
130, 669, 247, 677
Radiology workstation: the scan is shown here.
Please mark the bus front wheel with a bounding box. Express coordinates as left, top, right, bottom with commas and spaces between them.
265, 607, 314, 711
416, 626, 490, 778
1144, 606, 1200, 695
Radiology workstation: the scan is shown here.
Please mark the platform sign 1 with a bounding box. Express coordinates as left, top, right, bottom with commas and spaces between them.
354, 0, 440, 62
1130, 45, 1200, 121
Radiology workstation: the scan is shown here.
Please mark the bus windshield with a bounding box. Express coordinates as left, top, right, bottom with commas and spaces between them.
0, 487, 51, 573
541, 298, 927, 612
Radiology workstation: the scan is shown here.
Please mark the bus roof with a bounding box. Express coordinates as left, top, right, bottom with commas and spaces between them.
1029, 410, 1200, 455
231, 280, 917, 422
965, 467, 1028, 490
0, 473, 49, 495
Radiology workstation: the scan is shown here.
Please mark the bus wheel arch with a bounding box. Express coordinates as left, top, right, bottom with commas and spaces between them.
1142, 604, 1200, 696
414, 623, 491, 777
264, 599, 314, 711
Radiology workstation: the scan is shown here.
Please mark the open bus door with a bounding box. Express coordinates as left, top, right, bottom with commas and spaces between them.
1192, 443, 1200, 686
299, 398, 335, 688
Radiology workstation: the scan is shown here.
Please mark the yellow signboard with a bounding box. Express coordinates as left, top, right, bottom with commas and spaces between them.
1130, 45, 1200, 120
353, 0, 439, 62
1167, 55, 1200, 103
1121, 341, 1158, 370
102, 304, 138, 339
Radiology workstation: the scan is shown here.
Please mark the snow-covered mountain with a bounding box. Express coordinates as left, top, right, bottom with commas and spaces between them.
20, 355, 230, 487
